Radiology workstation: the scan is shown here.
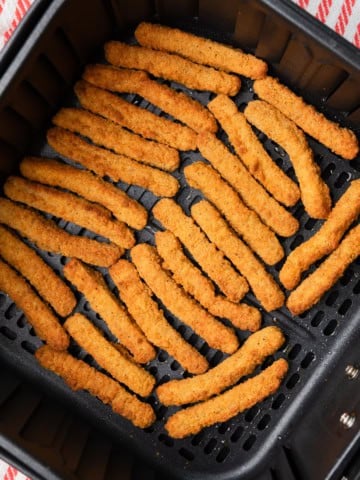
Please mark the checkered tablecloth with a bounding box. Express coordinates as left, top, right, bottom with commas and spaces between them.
0, 0, 359, 479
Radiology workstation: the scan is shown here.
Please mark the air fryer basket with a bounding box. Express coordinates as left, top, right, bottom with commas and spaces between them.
0, 1, 359, 479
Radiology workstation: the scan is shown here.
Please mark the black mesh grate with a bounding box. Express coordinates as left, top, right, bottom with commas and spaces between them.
0, 26, 359, 480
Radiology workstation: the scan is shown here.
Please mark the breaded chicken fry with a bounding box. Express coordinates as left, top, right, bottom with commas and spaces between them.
245, 100, 331, 219
63, 258, 155, 363
21, 157, 147, 230
254, 77, 359, 160
35, 346, 155, 428
197, 132, 299, 236
287, 225, 360, 315
4, 176, 134, 249
191, 201, 285, 311
165, 358, 288, 438
152, 199, 248, 302
83, 64, 217, 133
0, 226, 75, 317
110, 260, 209, 374
64, 314, 155, 396
155, 231, 261, 331
0, 199, 120, 267
105, 41, 240, 96
53, 108, 179, 172
131, 244, 239, 354
135, 22, 267, 80
184, 163, 284, 265
157, 326, 285, 406
280, 180, 360, 290
75, 80, 197, 151
47, 128, 179, 198
207, 95, 300, 206
0, 260, 69, 350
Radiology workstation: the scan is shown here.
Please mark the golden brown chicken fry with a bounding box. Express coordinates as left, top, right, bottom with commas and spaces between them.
75, 80, 197, 151
152, 199, 248, 302
131, 243, 239, 354
254, 76, 359, 160
245, 100, 331, 219
0, 260, 69, 350
64, 313, 155, 396
0, 226, 75, 317
287, 224, 360, 315
135, 22, 267, 80
191, 201, 285, 311
110, 260, 209, 374
47, 127, 179, 198
83, 64, 217, 133
53, 108, 179, 172
105, 41, 240, 96
197, 131, 299, 236
4, 176, 135, 249
207, 94, 300, 207
35, 346, 155, 428
165, 358, 288, 438
184, 162, 284, 265
21, 157, 147, 230
0, 199, 121, 267
157, 326, 285, 406
155, 231, 261, 330
63, 258, 155, 363
280, 180, 360, 290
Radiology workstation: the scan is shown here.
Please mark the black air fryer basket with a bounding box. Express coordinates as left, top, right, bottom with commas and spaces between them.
0, 1, 359, 479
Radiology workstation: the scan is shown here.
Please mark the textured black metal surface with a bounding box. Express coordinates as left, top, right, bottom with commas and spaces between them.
0, 1, 359, 479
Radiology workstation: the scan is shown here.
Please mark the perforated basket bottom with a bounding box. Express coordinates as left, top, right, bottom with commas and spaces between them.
0, 24, 359, 480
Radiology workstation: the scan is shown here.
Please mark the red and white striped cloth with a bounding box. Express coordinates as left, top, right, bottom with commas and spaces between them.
295, 0, 360, 47
0, 0, 34, 50
0, 0, 359, 479
0, 459, 30, 480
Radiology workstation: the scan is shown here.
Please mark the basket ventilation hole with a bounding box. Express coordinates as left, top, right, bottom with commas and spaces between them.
83, 301, 91, 312
334, 172, 350, 188
188, 333, 198, 346
338, 299, 352, 315
179, 448, 194, 461
0, 326, 17, 340
216, 446, 230, 463
177, 325, 186, 336
144, 426, 154, 434
149, 366, 158, 376
5, 304, 18, 320
326, 290, 338, 306
0, 293, 6, 308
29, 327, 36, 337
257, 414, 271, 430
272, 393, 285, 410
323, 319, 338, 336
311, 311, 324, 327
170, 360, 180, 371
158, 434, 174, 447
21, 341, 36, 354
158, 374, 170, 385
353, 280, 360, 295
17, 316, 27, 328
158, 351, 168, 362
231, 426, 244, 443
322, 163, 336, 180
301, 352, 315, 369
218, 420, 231, 434
290, 235, 304, 250
243, 434, 256, 451
245, 406, 259, 422
204, 439, 217, 454
286, 373, 300, 390
191, 431, 206, 446
340, 269, 353, 286
211, 351, 223, 367
156, 405, 167, 420
288, 344, 302, 360
304, 218, 317, 230
276, 158, 283, 168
